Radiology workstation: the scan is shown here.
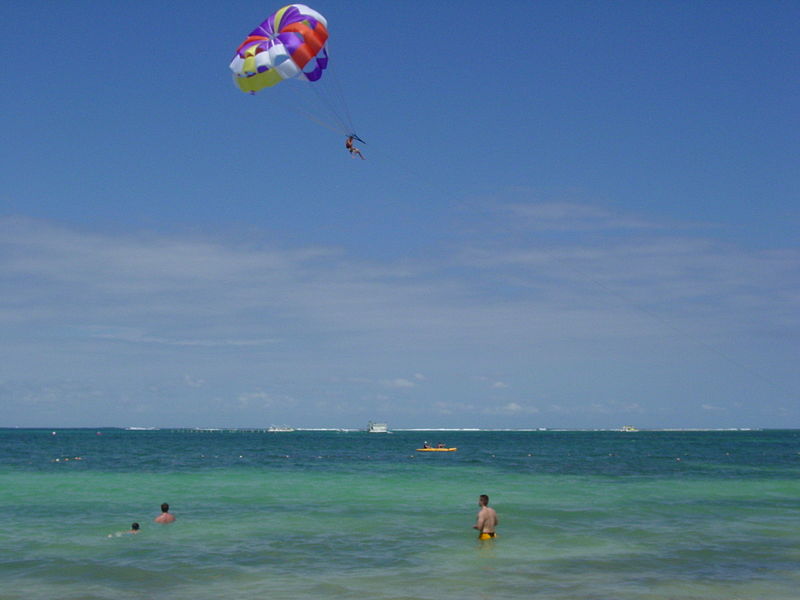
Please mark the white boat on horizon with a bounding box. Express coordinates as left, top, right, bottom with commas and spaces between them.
267, 425, 295, 432
367, 421, 389, 433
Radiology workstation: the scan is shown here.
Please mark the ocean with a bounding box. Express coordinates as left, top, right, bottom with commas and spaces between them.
0, 428, 798, 600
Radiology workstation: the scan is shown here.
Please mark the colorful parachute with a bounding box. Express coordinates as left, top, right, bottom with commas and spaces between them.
229, 4, 329, 94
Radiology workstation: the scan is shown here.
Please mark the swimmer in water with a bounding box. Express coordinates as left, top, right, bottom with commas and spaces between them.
108, 522, 140, 538
154, 502, 176, 524
473, 494, 498, 540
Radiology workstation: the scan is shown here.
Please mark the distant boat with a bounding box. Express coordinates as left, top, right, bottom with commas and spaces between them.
367, 421, 388, 433
621, 425, 639, 432
268, 426, 295, 432
416, 447, 457, 452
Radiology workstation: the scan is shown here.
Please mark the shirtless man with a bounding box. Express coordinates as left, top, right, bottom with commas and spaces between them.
154, 502, 176, 524
345, 135, 365, 160
473, 494, 498, 540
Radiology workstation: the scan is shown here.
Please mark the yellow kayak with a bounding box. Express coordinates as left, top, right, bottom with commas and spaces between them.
416, 447, 457, 452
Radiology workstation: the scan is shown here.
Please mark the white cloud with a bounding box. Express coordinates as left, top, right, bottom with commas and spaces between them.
184, 375, 205, 388
89, 327, 276, 347
433, 401, 476, 415
237, 391, 295, 410
3, 215, 796, 352
585, 402, 645, 415
498, 202, 664, 232
472, 376, 509, 388
480, 402, 539, 415
1, 208, 797, 427
382, 378, 416, 389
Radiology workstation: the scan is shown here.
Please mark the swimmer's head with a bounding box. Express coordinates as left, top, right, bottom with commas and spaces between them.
479, 494, 489, 506
131, 522, 140, 531
160, 503, 169, 513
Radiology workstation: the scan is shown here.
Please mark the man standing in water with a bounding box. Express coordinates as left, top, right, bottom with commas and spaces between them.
473, 494, 498, 540
154, 502, 176, 524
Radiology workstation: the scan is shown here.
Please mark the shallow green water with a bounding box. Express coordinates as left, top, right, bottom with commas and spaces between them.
1, 429, 798, 599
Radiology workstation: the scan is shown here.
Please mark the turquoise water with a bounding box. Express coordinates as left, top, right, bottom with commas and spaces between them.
1, 429, 798, 599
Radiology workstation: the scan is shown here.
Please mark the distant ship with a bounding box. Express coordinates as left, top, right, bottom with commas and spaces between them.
367, 421, 389, 433
621, 425, 639, 432
267, 426, 295, 432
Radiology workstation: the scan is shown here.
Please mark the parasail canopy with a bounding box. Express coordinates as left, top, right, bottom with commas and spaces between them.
229, 4, 329, 94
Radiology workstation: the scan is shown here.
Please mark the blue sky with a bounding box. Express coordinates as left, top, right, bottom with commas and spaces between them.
2, 1, 798, 429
